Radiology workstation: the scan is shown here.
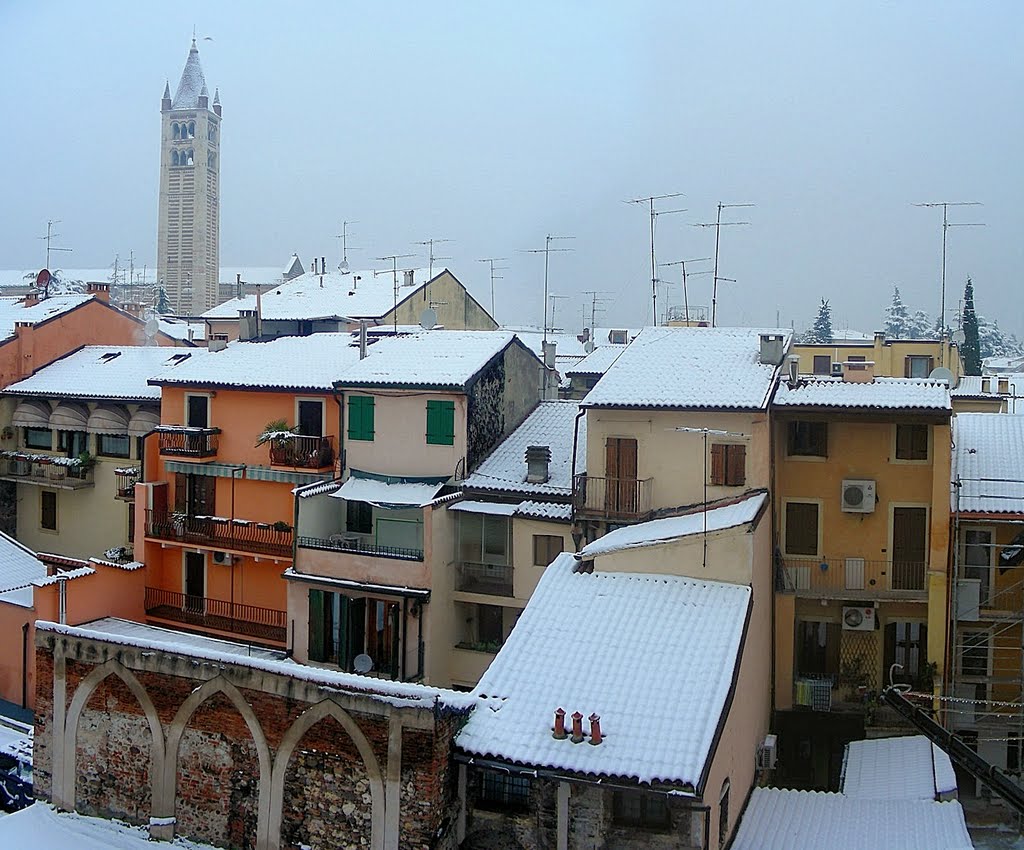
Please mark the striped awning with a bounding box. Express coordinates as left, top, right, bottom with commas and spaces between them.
128, 406, 160, 437
247, 466, 332, 486
87, 404, 130, 435
11, 399, 51, 429
49, 402, 89, 430
163, 461, 247, 478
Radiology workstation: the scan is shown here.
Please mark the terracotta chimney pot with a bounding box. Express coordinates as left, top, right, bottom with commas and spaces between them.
588, 713, 602, 745
570, 711, 584, 744
552, 707, 567, 740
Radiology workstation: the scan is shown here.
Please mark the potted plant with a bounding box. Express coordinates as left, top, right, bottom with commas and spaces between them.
273, 520, 292, 533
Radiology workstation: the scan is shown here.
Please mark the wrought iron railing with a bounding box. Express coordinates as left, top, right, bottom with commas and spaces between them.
269, 435, 335, 469
456, 561, 514, 597
781, 555, 928, 596
157, 427, 220, 458
296, 535, 423, 561
572, 473, 652, 519
0, 454, 94, 488
145, 510, 293, 557
114, 468, 139, 500
144, 586, 286, 643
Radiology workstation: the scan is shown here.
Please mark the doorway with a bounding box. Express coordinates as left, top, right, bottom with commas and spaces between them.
892, 506, 927, 590
605, 437, 638, 515
184, 551, 205, 612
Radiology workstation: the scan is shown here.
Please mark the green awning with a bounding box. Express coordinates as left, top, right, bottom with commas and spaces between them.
163, 461, 246, 478
245, 465, 331, 486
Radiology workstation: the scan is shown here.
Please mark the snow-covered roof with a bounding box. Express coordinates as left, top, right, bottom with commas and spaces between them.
504, 327, 642, 361
953, 413, 1024, 514
731, 788, 973, 850
203, 267, 446, 322
565, 344, 628, 376
81, 617, 287, 662
218, 266, 284, 288
455, 554, 750, 786
774, 376, 951, 412
4, 346, 210, 401
0, 532, 45, 608
515, 500, 573, 522
336, 331, 521, 389
0, 294, 95, 342
171, 40, 208, 110
151, 333, 363, 391
331, 476, 445, 508
463, 400, 585, 497
583, 327, 790, 410
578, 492, 767, 559
157, 317, 206, 342
841, 736, 957, 800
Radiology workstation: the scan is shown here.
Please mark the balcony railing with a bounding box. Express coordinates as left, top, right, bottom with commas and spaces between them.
297, 534, 423, 561
456, 561, 514, 597
269, 435, 335, 470
144, 586, 286, 644
114, 468, 139, 500
780, 555, 928, 598
145, 510, 293, 557
156, 427, 220, 458
0, 453, 94, 489
572, 473, 653, 520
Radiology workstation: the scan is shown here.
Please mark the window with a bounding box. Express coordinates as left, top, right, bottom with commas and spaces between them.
174, 473, 215, 515
97, 433, 131, 458
127, 504, 135, 545
609, 330, 628, 345
533, 534, 564, 567
719, 779, 731, 848
787, 421, 828, 457
895, 423, 929, 461
23, 428, 51, 450
905, 355, 934, 378
476, 604, 504, 646
40, 491, 57, 531
884, 621, 927, 685
308, 590, 400, 675
58, 430, 88, 458
458, 513, 509, 565
347, 500, 373, 535
348, 395, 375, 441
961, 631, 990, 677
478, 771, 530, 810
185, 394, 209, 428
297, 399, 324, 437
812, 355, 831, 375
426, 400, 455, 445
612, 791, 670, 830
710, 443, 745, 486
796, 621, 840, 677
784, 501, 819, 556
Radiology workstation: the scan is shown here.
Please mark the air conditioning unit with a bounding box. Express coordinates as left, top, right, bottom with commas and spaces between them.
211, 551, 234, 565
841, 479, 876, 513
756, 734, 778, 770
842, 605, 876, 631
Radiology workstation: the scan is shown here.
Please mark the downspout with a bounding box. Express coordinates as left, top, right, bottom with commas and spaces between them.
569, 405, 586, 548
332, 387, 345, 478
401, 596, 408, 681
21, 622, 28, 708
58, 576, 67, 625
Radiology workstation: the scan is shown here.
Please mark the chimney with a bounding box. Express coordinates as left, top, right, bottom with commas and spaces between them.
87, 281, 111, 303
22, 291, 39, 308
570, 711, 584, 744
759, 333, 785, 365
543, 340, 556, 369
842, 360, 875, 383
208, 338, 228, 352
359, 320, 368, 360
525, 445, 552, 483
588, 713, 602, 745
552, 708, 567, 740
404, 269, 415, 287
785, 354, 800, 386
238, 309, 257, 341
322, 257, 326, 275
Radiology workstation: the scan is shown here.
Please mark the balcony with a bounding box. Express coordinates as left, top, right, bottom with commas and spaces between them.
156, 426, 220, 458
456, 561, 514, 597
144, 586, 286, 644
780, 555, 928, 600
0, 453, 94, 489
269, 435, 335, 470
572, 473, 652, 520
145, 510, 293, 558
114, 467, 139, 500
297, 534, 423, 561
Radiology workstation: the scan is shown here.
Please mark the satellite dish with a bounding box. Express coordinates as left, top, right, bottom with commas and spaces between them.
419, 307, 437, 330
952, 330, 966, 345
353, 653, 374, 674
339, 259, 349, 273
584, 340, 596, 354
929, 367, 954, 386
36, 269, 51, 287
144, 317, 160, 341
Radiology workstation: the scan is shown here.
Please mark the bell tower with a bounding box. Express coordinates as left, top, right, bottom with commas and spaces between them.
156, 39, 221, 315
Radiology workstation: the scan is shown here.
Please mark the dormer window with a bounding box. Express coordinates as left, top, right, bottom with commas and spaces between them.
609, 329, 628, 345
98, 352, 122, 363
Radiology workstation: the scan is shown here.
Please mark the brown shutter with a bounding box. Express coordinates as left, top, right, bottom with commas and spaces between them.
904, 356, 912, 378
174, 473, 187, 513
606, 439, 620, 479
726, 445, 746, 486
710, 443, 725, 485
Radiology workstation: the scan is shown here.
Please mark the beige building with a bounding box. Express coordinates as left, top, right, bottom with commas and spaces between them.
157, 39, 222, 316
793, 331, 961, 379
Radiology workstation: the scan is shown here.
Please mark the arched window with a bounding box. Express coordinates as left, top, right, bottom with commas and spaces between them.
171, 150, 179, 167
188, 121, 196, 138
186, 149, 194, 166
172, 123, 179, 140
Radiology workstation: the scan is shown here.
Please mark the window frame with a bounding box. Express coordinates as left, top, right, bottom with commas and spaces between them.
23, 427, 52, 450
905, 355, 935, 379
184, 393, 211, 429
477, 770, 531, 811
346, 500, 373, 535
786, 421, 828, 459
611, 790, 670, 831
893, 422, 930, 463
295, 397, 326, 437
347, 395, 375, 442
782, 499, 822, 557
812, 355, 831, 376
458, 512, 510, 566
57, 430, 89, 458
426, 399, 456, 446
40, 490, 58, 532
532, 534, 564, 567
96, 432, 131, 458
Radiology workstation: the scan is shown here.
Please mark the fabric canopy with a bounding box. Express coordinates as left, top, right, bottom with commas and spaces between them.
449, 500, 519, 516
11, 399, 52, 429
87, 404, 130, 435
331, 476, 444, 508
49, 402, 89, 431
128, 406, 160, 437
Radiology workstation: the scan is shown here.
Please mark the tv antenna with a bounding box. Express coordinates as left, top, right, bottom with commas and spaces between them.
477, 257, 508, 318
522, 235, 574, 345
581, 290, 612, 332
547, 294, 569, 334
691, 202, 753, 327
335, 220, 360, 271
38, 219, 72, 271
660, 257, 711, 325
626, 192, 686, 327
376, 253, 415, 333
912, 201, 984, 361
414, 238, 453, 278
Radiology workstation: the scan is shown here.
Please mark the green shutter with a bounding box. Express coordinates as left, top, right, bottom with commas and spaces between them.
426, 400, 455, 445
348, 395, 374, 441
309, 589, 325, 661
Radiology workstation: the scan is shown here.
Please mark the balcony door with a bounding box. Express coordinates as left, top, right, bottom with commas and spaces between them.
186, 395, 209, 428
174, 473, 215, 516
892, 506, 927, 590
184, 551, 205, 613
605, 437, 638, 515
297, 400, 324, 437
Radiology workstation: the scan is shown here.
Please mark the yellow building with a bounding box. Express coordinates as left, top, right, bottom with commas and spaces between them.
771, 361, 952, 788
794, 331, 961, 379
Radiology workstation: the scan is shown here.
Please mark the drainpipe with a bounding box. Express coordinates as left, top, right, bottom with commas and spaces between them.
569, 406, 586, 547
332, 387, 345, 478
21, 622, 28, 708
58, 575, 67, 625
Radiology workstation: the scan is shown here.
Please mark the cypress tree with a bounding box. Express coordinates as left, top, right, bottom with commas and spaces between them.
961, 278, 981, 375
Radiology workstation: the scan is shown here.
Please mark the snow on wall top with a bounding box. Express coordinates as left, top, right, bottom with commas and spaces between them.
578, 492, 767, 559
463, 400, 585, 497
953, 413, 1024, 514
841, 735, 957, 800
171, 41, 208, 110
731, 788, 973, 850
0, 295, 94, 341
774, 376, 951, 411
455, 554, 750, 786
582, 326, 790, 410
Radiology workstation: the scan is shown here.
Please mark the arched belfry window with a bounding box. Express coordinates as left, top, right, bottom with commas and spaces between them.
171, 150, 179, 167
186, 149, 194, 166
172, 123, 179, 140
188, 121, 196, 138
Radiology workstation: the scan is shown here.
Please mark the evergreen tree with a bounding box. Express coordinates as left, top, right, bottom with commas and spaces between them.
884, 287, 911, 337
156, 285, 171, 314
961, 277, 981, 375
805, 299, 833, 344
908, 310, 933, 339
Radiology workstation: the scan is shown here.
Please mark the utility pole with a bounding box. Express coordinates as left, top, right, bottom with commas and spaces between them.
691, 202, 753, 327
376, 253, 415, 333
477, 257, 507, 319
522, 235, 574, 346
415, 238, 453, 279
660, 258, 711, 324
335, 220, 360, 270
38, 219, 72, 271
626, 193, 685, 326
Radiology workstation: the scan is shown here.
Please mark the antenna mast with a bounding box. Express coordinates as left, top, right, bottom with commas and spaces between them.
691, 202, 753, 327
38, 219, 72, 272
477, 257, 508, 318
335, 220, 360, 270
415, 238, 453, 279
626, 192, 685, 326
522, 235, 574, 345
660, 258, 711, 324
581, 290, 612, 333
376, 253, 415, 333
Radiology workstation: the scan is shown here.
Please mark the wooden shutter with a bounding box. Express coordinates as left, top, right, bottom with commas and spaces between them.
174, 472, 187, 513
710, 443, 726, 485
308, 590, 325, 661
785, 502, 819, 556
426, 400, 455, 445
726, 445, 746, 486
348, 396, 374, 441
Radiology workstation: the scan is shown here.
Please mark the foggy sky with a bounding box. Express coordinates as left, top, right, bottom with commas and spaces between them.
1, 1, 1021, 335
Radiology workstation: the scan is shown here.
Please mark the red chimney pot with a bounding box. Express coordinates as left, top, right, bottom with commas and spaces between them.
570, 711, 584, 744
552, 707, 567, 740
588, 713, 602, 745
